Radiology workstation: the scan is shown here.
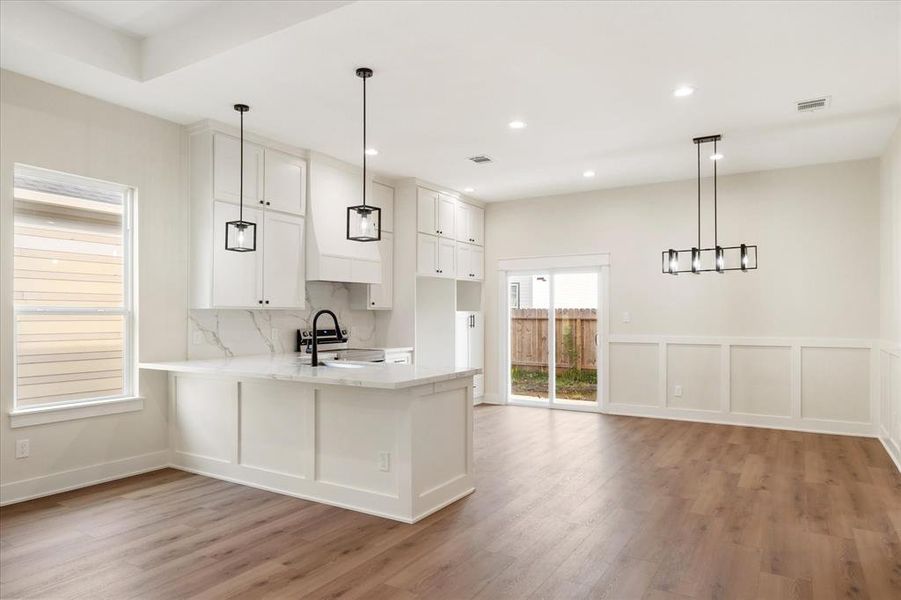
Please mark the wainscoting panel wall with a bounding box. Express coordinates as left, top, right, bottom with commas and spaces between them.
730, 345, 792, 417
607, 335, 877, 437
879, 344, 901, 469
801, 347, 870, 422
608, 342, 658, 406
666, 344, 721, 411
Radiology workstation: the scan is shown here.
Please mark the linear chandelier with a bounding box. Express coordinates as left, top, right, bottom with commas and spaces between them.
662, 134, 757, 274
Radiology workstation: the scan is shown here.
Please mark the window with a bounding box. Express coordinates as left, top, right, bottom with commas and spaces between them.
13, 165, 135, 410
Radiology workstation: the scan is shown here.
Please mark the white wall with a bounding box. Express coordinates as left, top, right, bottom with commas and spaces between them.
0, 70, 187, 502
879, 125, 901, 466
485, 159, 884, 436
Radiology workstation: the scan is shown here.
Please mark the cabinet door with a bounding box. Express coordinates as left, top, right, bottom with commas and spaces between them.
437, 238, 456, 278
213, 133, 263, 205
370, 181, 394, 232
469, 311, 484, 369
471, 245, 484, 280
455, 202, 471, 243
437, 193, 456, 239
469, 205, 485, 246
213, 201, 263, 307
455, 312, 471, 369
455, 243, 471, 279
264, 149, 305, 215
368, 232, 393, 309
417, 233, 439, 276
263, 211, 305, 308
417, 188, 438, 235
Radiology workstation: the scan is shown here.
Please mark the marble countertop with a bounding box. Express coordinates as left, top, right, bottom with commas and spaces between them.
139, 354, 479, 390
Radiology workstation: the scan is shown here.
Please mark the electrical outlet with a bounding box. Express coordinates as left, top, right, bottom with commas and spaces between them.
673, 385, 683, 397
378, 452, 390, 472
622, 312, 631, 323
15, 439, 30, 459
192, 330, 203, 345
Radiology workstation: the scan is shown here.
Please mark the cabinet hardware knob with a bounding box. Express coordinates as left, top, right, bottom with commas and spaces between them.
371, 301, 375, 305
265, 300, 269, 304
258, 300, 263, 304
266, 201, 271, 206
259, 200, 264, 204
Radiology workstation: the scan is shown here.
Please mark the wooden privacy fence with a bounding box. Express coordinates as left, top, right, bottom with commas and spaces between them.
511, 308, 597, 371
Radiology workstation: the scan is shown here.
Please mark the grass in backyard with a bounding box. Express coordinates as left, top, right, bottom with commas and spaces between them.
511, 367, 597, 401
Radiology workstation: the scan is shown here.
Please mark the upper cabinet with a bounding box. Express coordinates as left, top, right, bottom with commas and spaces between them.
455, 202, 484, 246
370, 181, 395, 233
264, 149, 306, 215
417, 188, 455, 239
213, 133, 263, 205
190, 126, 307, 309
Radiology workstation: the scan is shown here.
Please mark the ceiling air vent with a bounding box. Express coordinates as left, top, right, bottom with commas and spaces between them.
797, 96, 831, 113
468, 155, 493, 164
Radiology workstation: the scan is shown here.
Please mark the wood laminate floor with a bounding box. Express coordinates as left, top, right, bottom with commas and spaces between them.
2, 405, 901, 599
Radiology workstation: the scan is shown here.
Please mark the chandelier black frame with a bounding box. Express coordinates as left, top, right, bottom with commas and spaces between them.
661, 134, 757, 274
346, 67, 381, 242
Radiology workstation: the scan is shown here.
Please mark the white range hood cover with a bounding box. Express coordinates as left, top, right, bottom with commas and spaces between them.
305, 152, 381, 283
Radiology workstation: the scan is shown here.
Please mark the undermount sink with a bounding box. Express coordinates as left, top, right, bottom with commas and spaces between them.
321, 361, 366, 369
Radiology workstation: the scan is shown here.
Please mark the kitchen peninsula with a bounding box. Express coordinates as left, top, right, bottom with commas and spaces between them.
140, 356, 479, 523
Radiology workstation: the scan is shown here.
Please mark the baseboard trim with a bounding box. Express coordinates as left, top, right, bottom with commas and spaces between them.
0, 450, 169, 506
879, 435, 901, 474
605, 403, 875, 437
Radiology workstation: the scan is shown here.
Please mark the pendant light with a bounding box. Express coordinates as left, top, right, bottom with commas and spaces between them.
347, 67, 381, 242
225, 103, 256, 252
662, 134, 757, 274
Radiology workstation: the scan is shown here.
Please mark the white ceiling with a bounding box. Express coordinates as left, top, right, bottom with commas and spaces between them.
47, 1, 218, 38
1, 1, 898, 202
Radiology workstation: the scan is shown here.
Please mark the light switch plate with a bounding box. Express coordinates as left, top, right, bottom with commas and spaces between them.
378, 452, 390, 472
673, 385, 683, 397
622, 312, 631, 323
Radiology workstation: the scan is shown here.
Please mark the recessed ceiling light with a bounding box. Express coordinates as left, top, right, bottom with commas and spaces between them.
508, 120, 526, 129
582, 170, 596, 178
710, 153, 723, 161
464, 187, 475, 193
365, 148, 378, 156
673, 85, 695, 98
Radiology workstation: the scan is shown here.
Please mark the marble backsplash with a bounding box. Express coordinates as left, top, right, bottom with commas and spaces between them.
188, 282, 377, 359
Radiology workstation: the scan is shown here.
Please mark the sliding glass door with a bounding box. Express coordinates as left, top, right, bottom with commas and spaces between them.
507, 269, 602, 411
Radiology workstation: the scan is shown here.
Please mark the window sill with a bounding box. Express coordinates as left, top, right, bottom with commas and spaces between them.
9, 396, 144, 429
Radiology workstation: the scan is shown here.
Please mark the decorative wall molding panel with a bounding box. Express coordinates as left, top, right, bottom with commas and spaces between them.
605, 334, 883, 439
878, 342, 901, 471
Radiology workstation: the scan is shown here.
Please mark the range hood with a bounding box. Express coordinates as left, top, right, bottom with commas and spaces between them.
305, 152, 381, 283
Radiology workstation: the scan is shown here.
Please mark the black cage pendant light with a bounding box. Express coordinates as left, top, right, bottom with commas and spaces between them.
661, 134, 757, 274
225, 103, 256, 252
347, 67, 381, 242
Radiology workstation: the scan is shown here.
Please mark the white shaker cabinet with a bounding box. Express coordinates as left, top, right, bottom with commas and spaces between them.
212, 202, 264, 307
455, 311, 484, 398
455, 202, 484, 246
213, 133, 263, 205
455, 243, 484, 281
264, 149, 306, 215
353, 232, 393, 310
417, 233, 455, 278
370, 181, 395, 232
191, 126, 307, 309
262, 211, 305, 308
417, 187, 455, 239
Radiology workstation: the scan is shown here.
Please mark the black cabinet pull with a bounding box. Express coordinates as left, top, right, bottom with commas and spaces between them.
258, 300, 263, 304
371, 301, 375, 306
259, 200, 264, 204
264, 300, 269, 304
266, 201, 271, 206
